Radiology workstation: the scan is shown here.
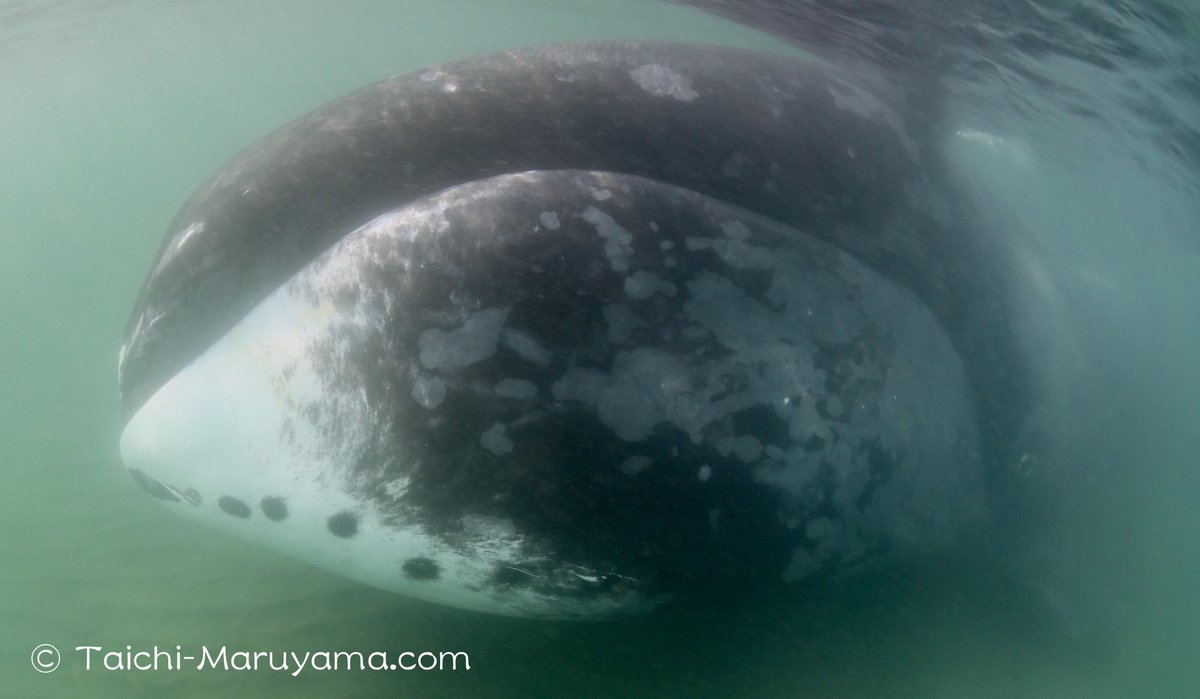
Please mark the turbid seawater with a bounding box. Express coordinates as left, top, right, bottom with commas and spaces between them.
2, 1, 1199, 697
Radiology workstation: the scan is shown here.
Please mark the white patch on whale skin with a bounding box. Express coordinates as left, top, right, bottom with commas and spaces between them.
553, 347, 752, 443
481, 422, 514, 455
538, 211, 560, 230
462, 513, 517, 538
828, 83, 883, 120
684, 236, 775, 270
411, 374, 446, 409
495, 378, 537, 400
716, 435, 764, 463
623, 271, 676, 300
417, 307, 509, 371
582, 205, 633, 273
782, 547, 822, 582
629, 64, 699, 102
720, 220, 752, 240
501, 329, 553, 367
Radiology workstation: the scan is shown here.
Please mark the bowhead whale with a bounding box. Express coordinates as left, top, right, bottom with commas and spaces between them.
118, 41, 1030, 617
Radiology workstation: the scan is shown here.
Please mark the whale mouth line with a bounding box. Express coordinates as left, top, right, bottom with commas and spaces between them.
127, 468, 182, 503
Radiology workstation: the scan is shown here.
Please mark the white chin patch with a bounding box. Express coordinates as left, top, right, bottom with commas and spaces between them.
117, 222, 639, 619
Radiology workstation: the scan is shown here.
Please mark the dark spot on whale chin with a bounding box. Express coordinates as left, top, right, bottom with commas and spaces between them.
403, 557, 441, 581
217, 496, 252, 518
128, 468, 180, 503
327, 511, 358, 538
260, 496, 288, 521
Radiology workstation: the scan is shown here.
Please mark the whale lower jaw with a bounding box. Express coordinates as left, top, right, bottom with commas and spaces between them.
121, 169, 983, 618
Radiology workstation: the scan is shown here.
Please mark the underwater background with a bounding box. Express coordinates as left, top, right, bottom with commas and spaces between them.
2, 0, 1198, 696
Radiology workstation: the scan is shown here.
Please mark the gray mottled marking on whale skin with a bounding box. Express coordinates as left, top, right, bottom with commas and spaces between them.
501, 329, 553, 367
462, 513, 518, 538
624, 270, 677, 300
717, 434, 764, 463
582, 205, 633, 273
552, 346, 756, 443
782, 547, 822, 582
480, 422, 514, 455
629, 64, 700, 101
417, 308, 509, 371
495, 378, 538, 399
684, 236, 775, 270
618, 455, 654, 475
411, 374, 446, 409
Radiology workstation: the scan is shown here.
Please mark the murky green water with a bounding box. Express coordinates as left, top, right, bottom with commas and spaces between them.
3, 1, 1199, 697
